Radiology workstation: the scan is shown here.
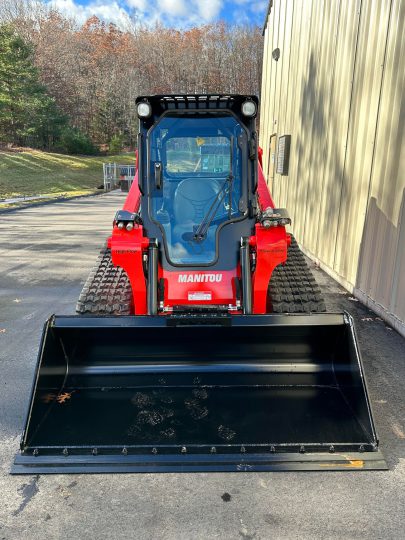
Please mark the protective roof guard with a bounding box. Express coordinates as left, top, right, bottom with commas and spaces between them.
136, 94, 259, 124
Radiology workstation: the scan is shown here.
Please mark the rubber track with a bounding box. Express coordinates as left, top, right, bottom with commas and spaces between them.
76, 247, 133, 315
269, 236, 326, 313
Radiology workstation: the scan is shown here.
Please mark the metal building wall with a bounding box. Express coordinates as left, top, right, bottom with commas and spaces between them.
260, 0, 405, 336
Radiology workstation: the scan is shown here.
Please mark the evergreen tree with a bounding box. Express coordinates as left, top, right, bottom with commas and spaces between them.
0, 24, 65, 147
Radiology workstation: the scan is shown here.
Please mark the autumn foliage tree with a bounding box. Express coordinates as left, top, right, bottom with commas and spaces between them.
0, 3, 263, 150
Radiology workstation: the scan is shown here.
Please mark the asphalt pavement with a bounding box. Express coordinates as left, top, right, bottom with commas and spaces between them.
0, 191, 404, 540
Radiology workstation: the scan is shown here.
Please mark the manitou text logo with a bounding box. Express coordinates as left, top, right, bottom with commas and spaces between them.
178, 274, 223, 283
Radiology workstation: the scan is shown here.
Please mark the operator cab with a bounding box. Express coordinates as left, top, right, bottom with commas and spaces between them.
137, 95, 259, 270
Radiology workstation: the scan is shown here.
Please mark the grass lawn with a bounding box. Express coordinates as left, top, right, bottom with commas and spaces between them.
0, 149, 136, 199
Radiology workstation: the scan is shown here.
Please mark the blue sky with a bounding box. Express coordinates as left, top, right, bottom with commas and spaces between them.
47, 0, 268, 28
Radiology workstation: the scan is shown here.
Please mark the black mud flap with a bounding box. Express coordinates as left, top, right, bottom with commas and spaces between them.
12, 313, 387, 474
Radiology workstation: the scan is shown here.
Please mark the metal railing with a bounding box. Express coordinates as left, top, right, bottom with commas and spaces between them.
103, 163, 136, 191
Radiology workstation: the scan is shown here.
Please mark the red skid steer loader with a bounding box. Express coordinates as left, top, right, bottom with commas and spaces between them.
12, 95, 386, 473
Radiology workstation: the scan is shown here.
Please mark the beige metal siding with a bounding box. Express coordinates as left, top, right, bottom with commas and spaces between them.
260, 0, 405, 335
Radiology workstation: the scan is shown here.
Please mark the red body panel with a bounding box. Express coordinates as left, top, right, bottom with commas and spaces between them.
110, 149, 289, 314
111, 223, 148, 314
250, 224, 288, 313
110, 158, 148, 314
161, 269, 238, 307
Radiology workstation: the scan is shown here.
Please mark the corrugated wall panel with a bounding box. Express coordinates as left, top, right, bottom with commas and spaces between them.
315, 0, 361, 268
283, 0, 314, 233
260, 22, 271, 171
302, 0, 341, 254
356, 0, 405, 321
271, 0, 287, 203
260, 0, 405, 334
300, 0, 328, 251
269, 0, 282, 177
269, 0, 284, 200
262, 2, 277, 178
273, 0, 294, 208
286, 0, 317, 230
334, 0, 392, 285
283, 0, 305, 214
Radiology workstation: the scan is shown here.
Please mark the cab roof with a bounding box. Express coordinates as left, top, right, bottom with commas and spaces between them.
136, 94, 258, 117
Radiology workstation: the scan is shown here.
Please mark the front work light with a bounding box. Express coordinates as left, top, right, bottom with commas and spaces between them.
137, 101, 152, 118
241, 100, 257, 117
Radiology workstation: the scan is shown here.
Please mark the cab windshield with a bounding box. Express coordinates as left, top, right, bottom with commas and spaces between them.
148, 113, 245, 265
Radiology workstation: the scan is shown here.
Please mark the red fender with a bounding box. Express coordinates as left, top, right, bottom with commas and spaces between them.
110, 224, 148, 315
250, 224, 288, 314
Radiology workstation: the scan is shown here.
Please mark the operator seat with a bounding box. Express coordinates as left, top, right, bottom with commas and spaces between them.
171, 178, 221, 262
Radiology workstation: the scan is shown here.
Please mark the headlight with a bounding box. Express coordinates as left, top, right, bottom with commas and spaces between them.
241, 100, 257, 117
137, 101, 152, 118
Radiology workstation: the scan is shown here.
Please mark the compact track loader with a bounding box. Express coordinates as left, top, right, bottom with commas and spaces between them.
13, 95, 386, 473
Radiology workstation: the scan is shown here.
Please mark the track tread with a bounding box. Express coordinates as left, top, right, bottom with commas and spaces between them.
269, 236, 326, 313
76, 247, 132, 315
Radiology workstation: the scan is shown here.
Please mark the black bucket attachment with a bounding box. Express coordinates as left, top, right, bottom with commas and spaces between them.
12, 313, 386, 473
